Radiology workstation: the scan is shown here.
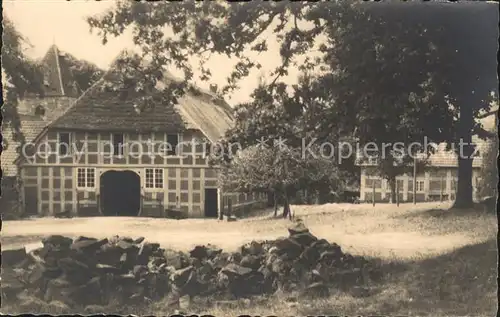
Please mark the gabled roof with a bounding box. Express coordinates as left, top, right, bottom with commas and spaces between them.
356, 137, 490, 169
174, 90, 234, 143
40, 45, 81, 98
1, 115, 48, 176
49, 51, 234, 142
356, 103, 498, 169
426, 138, 488, 168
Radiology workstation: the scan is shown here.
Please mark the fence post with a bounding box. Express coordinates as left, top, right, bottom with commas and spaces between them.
227, 198, 232, 219
413, 157, 417, 204
218, 195, 224, 220
372, 179, 376, 207
158, 195, 163, 218
440, 176, 444, 202
76, 190, 80, 216
96, 193, 100, 216
396, 180, 400, 206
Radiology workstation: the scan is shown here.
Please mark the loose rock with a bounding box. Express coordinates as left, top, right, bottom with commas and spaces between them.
288, 222, 309, 235
302, 282, 329, 298
2, 247, 28, 266
2, 224, 382, 310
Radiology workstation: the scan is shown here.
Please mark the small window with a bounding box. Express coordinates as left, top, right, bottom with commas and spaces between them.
365, 178, 382, 189
202, 140, 213, 157
365, 178, 373, 188
112, 133, 124, 156
396, 179, 404, 190
77, 168, 95, 188
86, 169, 95, 187
1, 140, 8, 151
167, 134, 179, 156
154, 168, 163, 188
58, 132, 71, 156
34, 105, 46, 116
145, 168, 163, 189
416, 180, 425, 192
145, 169, 154, 188
368, 156, 378, 165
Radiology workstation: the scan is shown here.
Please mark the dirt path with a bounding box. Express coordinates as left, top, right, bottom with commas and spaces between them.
2, 202, 496, 260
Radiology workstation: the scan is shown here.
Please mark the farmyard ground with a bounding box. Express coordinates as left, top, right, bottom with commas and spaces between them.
1, 202, 498, 315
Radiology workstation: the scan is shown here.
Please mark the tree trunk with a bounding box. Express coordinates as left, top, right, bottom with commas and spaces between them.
282, 191, 292, 220
453, 99, 475, 209
273, 191, 278, 217
478, 136, 499, 199
453, 154, 474, 208
218, 196, 224, 220
227, 198, 233, 218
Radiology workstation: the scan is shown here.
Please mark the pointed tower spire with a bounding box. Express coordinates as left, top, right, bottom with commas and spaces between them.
52, 41, 65, 96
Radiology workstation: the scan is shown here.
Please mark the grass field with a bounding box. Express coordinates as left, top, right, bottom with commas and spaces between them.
1, 202, 498, 315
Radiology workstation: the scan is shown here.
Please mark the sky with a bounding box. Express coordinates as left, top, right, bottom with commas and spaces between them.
3, 0, 306, 105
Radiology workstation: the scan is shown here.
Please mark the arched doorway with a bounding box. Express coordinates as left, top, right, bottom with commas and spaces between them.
100, 170, 141, 216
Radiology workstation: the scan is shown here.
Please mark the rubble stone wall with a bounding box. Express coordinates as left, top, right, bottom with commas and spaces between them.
1, 224, 383, 313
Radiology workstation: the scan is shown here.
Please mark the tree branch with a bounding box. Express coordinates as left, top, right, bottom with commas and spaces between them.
476, 109, 498, 119
474, 128, 497, 139
269, 14, 300, 88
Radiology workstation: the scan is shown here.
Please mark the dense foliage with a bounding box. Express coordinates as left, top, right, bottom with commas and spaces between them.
88, 1, 498, 208
478, 134, 499, 199
63, 53, 105, 92
215, 143, 344, 217
1, 18, 105, 150
1, 17, 44, 149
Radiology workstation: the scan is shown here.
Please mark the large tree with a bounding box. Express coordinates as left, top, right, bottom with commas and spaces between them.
1, 19, 103, 165
221, 74, 330, 149
214, 73, 357, 207
302, 3, 497, 207
88, 1, 498, 209
1, 17, 44, 216
1, 17, 44, 152
63, 53, 105, 92
215, 142, 343, 218
478, 129, 499, 200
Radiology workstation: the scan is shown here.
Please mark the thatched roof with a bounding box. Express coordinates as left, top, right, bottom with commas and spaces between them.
49, 50, 234, 142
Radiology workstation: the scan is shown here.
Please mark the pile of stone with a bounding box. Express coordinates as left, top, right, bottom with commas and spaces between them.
1, 223, 381, 311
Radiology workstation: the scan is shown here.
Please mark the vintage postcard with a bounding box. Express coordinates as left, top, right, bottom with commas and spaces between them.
1, 0, 498, 316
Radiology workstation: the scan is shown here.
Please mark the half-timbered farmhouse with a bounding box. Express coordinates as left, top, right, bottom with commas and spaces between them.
357, 143, 485, 203
14, 51, 267, 218
1, 45, 82, 215
357, 113, 497, 203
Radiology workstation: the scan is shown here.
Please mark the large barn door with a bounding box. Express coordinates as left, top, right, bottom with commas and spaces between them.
24, 186, 38, 215
100, 170, 141, 216
204, 188, 218, 218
